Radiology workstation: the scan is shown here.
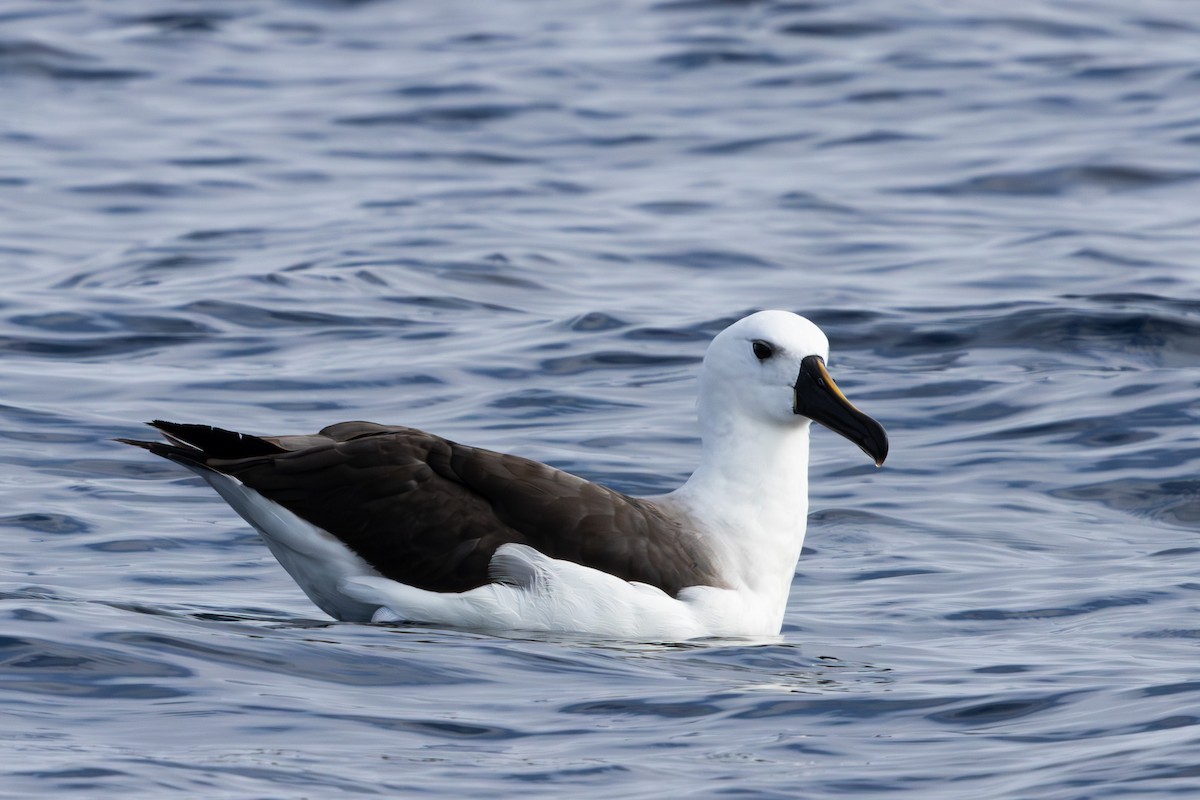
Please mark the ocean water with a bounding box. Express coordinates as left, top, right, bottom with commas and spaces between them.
2, 0, 1199, 796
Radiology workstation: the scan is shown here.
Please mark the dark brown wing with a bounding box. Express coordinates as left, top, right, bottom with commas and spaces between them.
123, 420, 723, 596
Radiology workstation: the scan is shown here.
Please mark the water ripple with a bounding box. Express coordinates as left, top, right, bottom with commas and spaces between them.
3, 0, 1200, 796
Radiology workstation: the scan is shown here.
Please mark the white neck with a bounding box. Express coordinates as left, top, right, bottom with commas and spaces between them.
668, 386, 813, 614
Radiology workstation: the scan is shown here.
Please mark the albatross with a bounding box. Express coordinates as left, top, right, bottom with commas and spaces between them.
120, 310, 887, 640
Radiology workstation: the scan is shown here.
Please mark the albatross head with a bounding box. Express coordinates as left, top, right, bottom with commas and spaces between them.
699, 310, 888, 466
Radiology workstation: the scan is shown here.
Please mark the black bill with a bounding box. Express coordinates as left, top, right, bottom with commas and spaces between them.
793, 355, 888, 467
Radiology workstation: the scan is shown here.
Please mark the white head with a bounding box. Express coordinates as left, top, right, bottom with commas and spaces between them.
698, 310, 887, 465
701, 310, 830, 427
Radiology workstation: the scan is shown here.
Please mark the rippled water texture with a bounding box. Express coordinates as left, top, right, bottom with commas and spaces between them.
2, 1, 1199, 797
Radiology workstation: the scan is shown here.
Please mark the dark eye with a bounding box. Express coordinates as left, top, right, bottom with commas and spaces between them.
752, 340, 774, 361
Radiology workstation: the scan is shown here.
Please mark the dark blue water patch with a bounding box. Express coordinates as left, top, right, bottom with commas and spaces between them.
419, 258, 548, 291
1138, 715, 1200, 733
0, 425, 92, 449
807, 508, 906, 528
69, 181, 194, 198
419, 184, 571, 203
894, 378, 999, 400
847, 88, 947, 106
85, 537, 185, 553
508, 764, 634, 786
621, 322, 715, 344
86, 453, 198, 482
1064, 293, 1200, 315
954, 15, 1113, 39
45, 255, 234, 289
1001, 714, 1200, 745
567, 311, 629, 333
444, 31, 522, 47
1111, 383, 1164, 400
12, 608, 57, 623
751, 69, 859, 90
672, 642, 841, 673
336, 102, 559, 129
853, 567, 941, 582
1138, 681, 1200, 698
732, 694, 953, 721
561, 696, 725, 719
1150, 547, 1200, 558
179, 299, 418, 331
0, 333, 205, 360
488, 390, 636, 418
974, 664, 1034, 674
1130, 762, 1200, 784
310, 710, 527, 739
646, 249, 776, 270
1084, 445, 1200, 475
381, 296, 518, 316
540, 179, 592, 196
778, 20, 895, 38
10, 310, 215, 336
0, 634, 192, 698
0, 402, 76, 434
184, 605, 324, 625
551, 132, 659, 149
945, 590, 1169, 621
393, 82, 492, 97
1072, 63, 1178, 82
852, 305, 1200, 362
114, 11, 234, 34
927, 691, 1080, 726
180, 377, 352, 395
1135, 16, 1200, 34
12, 766, 128, 783
883, 52, 993, 71
688, 131, 814, 155
1070, 247, 1174, 270
900, 164, 1200, 196
537, 350, 700, 376
131, 254, 236, 277
817, 129, 930, 148
657, 48, 785, 70
0, 586, 71, 605
940, 400, 1031, 425
180, 74, 273, 88
1050, 479, 1200, 529
110, 756, 396, 795
0, 513, 90, 535
259, 19, 322, 39
652, 0, 778, 11
95, 630, 471, 687
0, 39, 148, 81
167, 155, 269, 168
97, 205, 157, 216
960, 414, 1171, 450
128, 569, 259, 587
634, 200, 713, 215
327, 146, 538, 165
1134, 629, 1200, 640
170, 227, 269, 251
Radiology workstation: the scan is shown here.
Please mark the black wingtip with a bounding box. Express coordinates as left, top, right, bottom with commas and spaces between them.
114, 436, 154, 450
120, 420, 286, 461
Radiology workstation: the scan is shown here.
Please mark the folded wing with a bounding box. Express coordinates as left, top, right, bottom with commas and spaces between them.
123, 421, 723, 597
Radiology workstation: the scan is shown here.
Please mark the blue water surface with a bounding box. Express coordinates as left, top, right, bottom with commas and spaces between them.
1, 1, 1199, 797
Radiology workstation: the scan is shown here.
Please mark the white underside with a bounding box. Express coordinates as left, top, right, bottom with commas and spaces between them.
341, 546, 778, 640
188, 469, 785, 640
195, 469, 381, 622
